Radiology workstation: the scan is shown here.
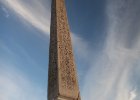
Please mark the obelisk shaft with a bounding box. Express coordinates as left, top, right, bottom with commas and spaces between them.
48, 0, 81, 100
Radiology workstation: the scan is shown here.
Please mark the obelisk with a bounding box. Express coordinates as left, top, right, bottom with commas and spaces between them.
48, 0, 81, 100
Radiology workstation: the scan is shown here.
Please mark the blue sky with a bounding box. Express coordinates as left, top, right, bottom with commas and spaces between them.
0, 0, 140, 100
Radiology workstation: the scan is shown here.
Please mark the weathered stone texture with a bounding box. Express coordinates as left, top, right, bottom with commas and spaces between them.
48, 0, 81, 100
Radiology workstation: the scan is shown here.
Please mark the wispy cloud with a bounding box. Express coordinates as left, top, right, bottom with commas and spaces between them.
72, 33, 90, 59
1, 6, 9, 18
0, 64, 46, 100
129, 89, 136, 100
82, 0, 140, 100
0, 0, 51, 34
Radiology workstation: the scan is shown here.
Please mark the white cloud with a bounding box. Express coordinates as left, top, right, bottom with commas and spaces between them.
72, 33, 90, 59
0, 0, 51, 35
82, 0, 140, 100
1, 6, 9, 18
0, 64, 46, 100
129, 89, 136, 100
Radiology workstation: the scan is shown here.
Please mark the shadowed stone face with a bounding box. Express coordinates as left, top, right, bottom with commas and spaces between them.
48, 0, 81, 100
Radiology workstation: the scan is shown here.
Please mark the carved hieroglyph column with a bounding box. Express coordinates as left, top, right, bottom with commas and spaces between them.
48, 0, 81, 100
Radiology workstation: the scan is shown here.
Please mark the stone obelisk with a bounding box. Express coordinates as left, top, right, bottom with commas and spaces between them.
48, 0, 81, 100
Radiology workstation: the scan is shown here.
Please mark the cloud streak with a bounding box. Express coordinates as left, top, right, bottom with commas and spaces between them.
129, 89, 136, 100
82, 0, 140, 100
1, 6, 9, 18
0, 0, 51, 34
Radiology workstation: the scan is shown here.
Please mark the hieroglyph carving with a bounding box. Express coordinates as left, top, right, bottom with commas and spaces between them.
57, 1, 77, 90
